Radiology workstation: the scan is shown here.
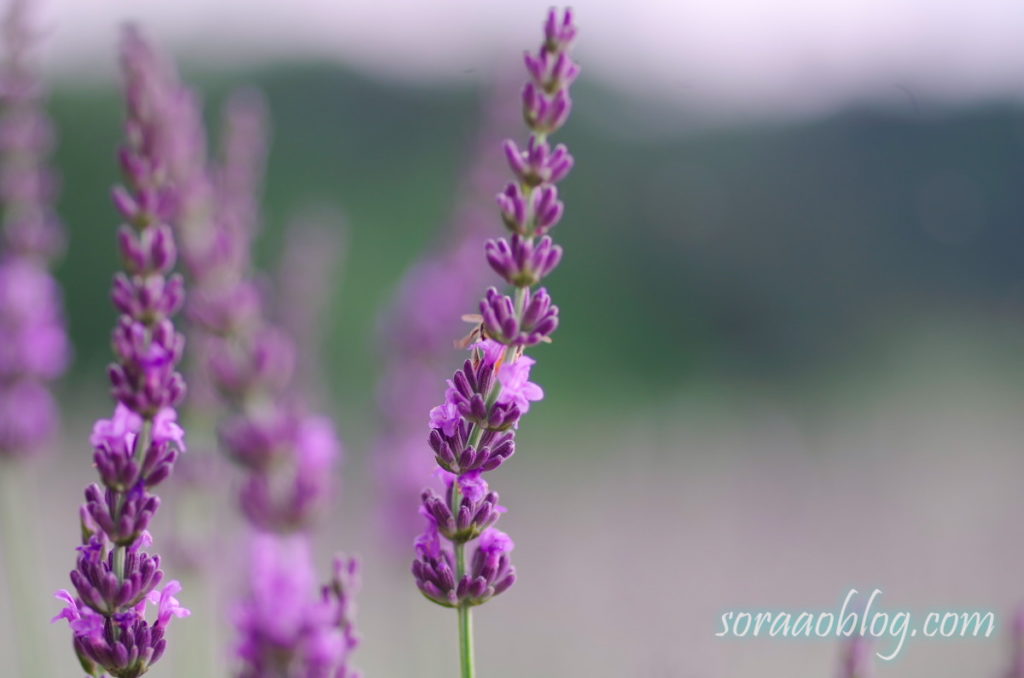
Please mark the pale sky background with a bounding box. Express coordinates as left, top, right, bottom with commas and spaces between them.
30, 0, 1024, 119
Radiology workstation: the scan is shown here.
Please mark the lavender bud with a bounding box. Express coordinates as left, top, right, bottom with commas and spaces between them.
543, 7, 578, 51
485, 235, 563, 286
503, 137, 574, 187
480, 286, 559, 346
532, 185, 564, 234
429, 426, 516, 476
112, 185, 139, 221
496, 182, 528, 233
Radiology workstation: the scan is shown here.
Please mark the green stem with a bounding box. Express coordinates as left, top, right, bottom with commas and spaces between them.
112, 546, 125, 584
132, 419, 153, 467
458, 601, 476, 678
455, 179, 536, 677
451, 476, 476, 678
115, 419, 151, 583
455, 285, 529, 677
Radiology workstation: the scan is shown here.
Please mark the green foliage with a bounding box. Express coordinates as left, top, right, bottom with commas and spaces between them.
47, 63, 1024, 421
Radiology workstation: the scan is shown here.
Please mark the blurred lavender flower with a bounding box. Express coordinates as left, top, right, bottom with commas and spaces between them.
410, 8, 578, 676
172, 85, 338, 534
0, 0, 69, 459
53, 26, 191, 677
235, 535, 360, 678
155, 62, 359, 676
321, 553, 361, 678
374, 77, 519, 548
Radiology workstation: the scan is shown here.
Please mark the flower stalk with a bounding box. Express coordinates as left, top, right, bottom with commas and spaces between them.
52, 26, 191, 678
0, 2, 69, 674
411, 8, 579, 677
156, 67, 361, 677
0, 0, 69, 460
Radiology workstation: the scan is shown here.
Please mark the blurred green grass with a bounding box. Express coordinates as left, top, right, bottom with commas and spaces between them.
46, 63, 1024, 437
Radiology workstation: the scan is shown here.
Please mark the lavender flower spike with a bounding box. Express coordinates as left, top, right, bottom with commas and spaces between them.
53, 26, 190, 677
172, 84, 338, 534
0, 0, 70, 459
412, 8, 578, 677
150, 54, 361, 674
235, 535, 361, 678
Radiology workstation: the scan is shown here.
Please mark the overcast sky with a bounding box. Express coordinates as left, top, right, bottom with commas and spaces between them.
32, 0, 1024, 118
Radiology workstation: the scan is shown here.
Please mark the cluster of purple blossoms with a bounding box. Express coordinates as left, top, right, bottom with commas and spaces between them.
0, 0, 69, 459
204, 106, 359, 676
53, 27, 191, 678
411, 8, 577, 667
135, 37, 359, 676
54, 534, 189, 678
171, 86, 338, 534
235, 535, 361, 678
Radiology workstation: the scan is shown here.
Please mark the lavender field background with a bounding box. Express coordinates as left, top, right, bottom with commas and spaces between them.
4, 1, 1024, 676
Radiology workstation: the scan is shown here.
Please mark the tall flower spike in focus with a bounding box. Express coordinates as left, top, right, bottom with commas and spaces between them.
411, 8, 577, 677
0, 0, 70, 460
52, 26, 190, 677
159, 70, 360, 676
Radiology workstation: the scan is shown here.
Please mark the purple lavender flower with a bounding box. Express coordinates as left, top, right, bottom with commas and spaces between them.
420, 473, 503, 543
496, 354, 543, 417
412, 522, 516, 609
147, 52, 360, 675
321, 555, 362, 678
479, 285, 558, 346
53, 26, 191, 677
235, 535, 360, 678
0, 0, 69, 460
53, 577, 189, 678
168, 83, 336, 534
411, 8, 578, 676
485, 234, 561, 286
236, 414, 340, 533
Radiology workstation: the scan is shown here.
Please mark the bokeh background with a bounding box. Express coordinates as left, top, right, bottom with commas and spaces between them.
4, 0, 1024, 676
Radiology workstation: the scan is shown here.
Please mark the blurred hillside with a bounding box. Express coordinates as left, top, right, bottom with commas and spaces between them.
47, 64, 1024, 429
